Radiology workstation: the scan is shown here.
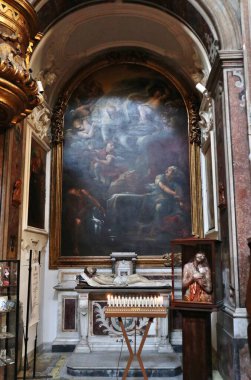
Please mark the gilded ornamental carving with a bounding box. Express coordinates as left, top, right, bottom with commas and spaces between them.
188, 100, 201, 146
0, 0, 40, 127
51, 92, 69, 146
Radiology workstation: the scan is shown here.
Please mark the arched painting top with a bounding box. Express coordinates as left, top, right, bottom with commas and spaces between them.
61, 64, 192, 257
37, 0, 218, 63
49, 61, 203, 268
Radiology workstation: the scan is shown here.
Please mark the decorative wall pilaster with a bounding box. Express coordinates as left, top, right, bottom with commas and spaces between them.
19, 95, 51, 359
240, 0, 251, 162
224, 68, 251, 307
208, 50, 251, 309
207, 50, 251, 379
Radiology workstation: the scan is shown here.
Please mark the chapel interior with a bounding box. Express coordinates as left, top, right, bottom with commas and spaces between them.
0, 0, 251, 379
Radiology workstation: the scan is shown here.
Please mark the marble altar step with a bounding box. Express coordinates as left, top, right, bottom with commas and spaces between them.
66, 351, 182, 378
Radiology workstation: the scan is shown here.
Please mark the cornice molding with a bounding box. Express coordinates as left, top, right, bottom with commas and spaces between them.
206, 50, 244, 94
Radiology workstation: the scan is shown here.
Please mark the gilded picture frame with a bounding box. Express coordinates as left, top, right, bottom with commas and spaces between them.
49, 59, 202, 268
201, 130, 219, 237
23, 126, 49, 234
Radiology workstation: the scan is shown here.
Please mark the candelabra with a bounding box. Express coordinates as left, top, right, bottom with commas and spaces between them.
105, 294, 167, 380
105, 295, 166, 318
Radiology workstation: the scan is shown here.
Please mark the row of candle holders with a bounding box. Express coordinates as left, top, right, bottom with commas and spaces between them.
107, 295, 164, 307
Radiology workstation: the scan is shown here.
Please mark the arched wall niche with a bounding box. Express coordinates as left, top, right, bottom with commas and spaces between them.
49, 52, 203, 269
36, 0, 216, 50
33, 0, 241, 53
30, 2, 211, 107
29, 1, 217, 269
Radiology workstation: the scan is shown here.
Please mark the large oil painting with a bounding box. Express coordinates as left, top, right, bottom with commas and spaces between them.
28, 136, 46, 229
61, 64, 191, 256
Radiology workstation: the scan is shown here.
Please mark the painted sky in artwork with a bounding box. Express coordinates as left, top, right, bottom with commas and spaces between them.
61, 64, 191, 256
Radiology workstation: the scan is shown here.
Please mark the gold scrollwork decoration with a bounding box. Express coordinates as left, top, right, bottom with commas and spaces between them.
0, 0, 37, 37
51, 92, 69, 146
187, 97, 203, 238
188, 99, 201, 146
0, 0, 39, 127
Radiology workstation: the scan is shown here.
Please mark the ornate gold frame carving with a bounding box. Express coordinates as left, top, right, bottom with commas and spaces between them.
51, 92, 70, 146
188, 99, 203, 238
49, 57, 203, 269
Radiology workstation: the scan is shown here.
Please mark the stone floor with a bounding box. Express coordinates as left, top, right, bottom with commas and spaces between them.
18, 351, 223, 380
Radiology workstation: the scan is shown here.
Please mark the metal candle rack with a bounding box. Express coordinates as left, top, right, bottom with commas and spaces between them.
105, 295, 167, 380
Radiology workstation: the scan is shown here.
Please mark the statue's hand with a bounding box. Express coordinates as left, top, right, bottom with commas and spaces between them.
193, 273, 203, 280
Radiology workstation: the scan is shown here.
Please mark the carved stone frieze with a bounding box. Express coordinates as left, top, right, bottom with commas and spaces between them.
0, 0, 40, 128
188, 100, 201, 146
51, 92, 69, 145
27, 101, 51, 141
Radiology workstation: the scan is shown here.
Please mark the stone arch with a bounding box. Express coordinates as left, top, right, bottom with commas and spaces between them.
32, 1, 214, 107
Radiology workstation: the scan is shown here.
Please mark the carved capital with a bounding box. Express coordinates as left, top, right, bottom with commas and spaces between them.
21, 234, 48, 254
27, 101, 51, 141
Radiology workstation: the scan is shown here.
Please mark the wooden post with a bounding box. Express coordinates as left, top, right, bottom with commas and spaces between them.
181, 309, 212, 380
